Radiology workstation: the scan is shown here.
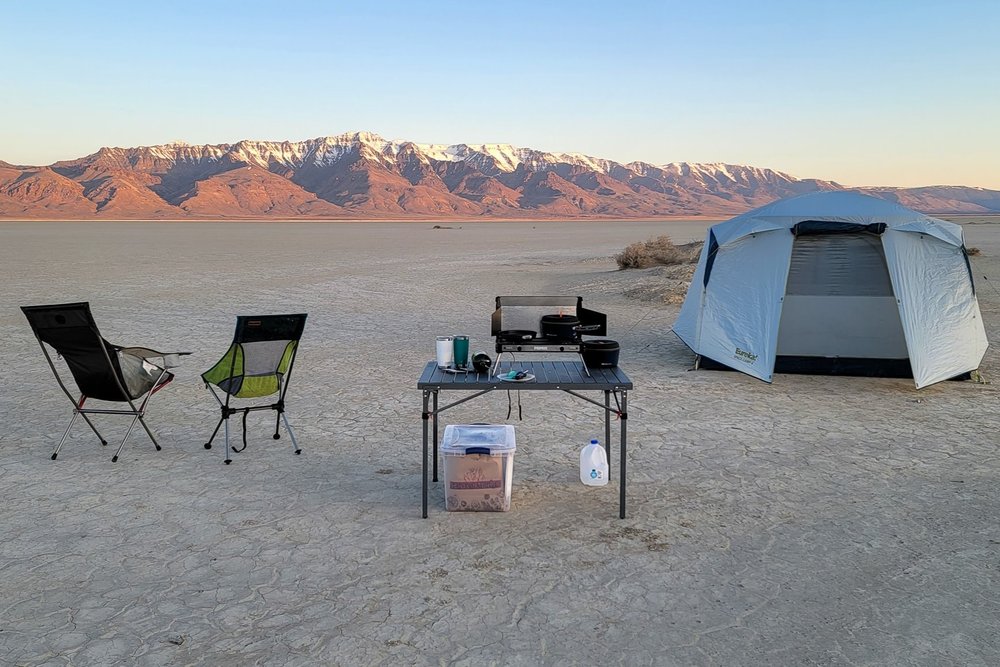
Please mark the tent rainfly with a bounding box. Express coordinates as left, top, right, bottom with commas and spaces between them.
672, 191, 988, 389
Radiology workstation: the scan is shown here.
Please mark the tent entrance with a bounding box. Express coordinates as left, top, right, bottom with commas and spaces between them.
774, 232, 911, 376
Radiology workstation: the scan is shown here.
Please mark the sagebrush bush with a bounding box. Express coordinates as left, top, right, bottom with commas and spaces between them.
616, 235, 702, 269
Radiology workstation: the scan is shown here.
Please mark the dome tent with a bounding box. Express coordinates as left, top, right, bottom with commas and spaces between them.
672, 191, 988, 388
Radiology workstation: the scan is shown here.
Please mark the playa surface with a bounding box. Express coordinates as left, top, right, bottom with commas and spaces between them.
1, 220, 998, 665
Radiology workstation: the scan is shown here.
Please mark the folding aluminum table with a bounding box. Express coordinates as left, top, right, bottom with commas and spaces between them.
417, 360, 633, 518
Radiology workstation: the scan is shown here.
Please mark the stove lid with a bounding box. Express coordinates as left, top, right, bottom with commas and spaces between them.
491, 296, 606, 338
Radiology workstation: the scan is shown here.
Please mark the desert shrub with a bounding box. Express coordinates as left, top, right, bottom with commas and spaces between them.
616, 235, 702, 269
967, 246, 981, 256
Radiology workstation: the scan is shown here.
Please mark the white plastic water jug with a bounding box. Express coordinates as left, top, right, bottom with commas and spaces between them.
580, 439, 609, 486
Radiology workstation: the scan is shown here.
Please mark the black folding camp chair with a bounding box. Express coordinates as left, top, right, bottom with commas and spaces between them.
21, 302, 189, 462
201, 314, 307, 464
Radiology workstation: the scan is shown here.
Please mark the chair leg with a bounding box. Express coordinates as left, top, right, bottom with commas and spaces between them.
78, 413, 108, 447
111, 415, 141, 463
204, 415, 224, 450
281, 412, 301, 455
224, 417, 232, 465
137, 415, 162, 451
273, 410, 282, 440
52, 412, 79, 460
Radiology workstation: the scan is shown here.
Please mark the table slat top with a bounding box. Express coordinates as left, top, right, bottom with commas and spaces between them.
417, 360, 632, 390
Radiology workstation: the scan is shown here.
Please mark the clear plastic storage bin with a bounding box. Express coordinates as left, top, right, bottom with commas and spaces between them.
441, 424, 516, 512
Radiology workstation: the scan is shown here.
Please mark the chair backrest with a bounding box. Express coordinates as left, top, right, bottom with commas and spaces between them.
203, 314, 307, 399
234, 314, 308, 345
21, 302, 128, 401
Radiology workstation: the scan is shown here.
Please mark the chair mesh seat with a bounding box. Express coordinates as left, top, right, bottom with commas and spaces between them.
202, 339, 298, 398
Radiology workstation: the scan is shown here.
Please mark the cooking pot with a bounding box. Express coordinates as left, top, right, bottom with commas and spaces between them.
539, 314, 600, 340
581, 339, 620, 368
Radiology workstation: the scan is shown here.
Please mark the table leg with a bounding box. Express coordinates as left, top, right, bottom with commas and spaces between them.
432, 390, 439, 482
422, 390, 429, 518
605, 390, 611, 478
620, 390, 628, 519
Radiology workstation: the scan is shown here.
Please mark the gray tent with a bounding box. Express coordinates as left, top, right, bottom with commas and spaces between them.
673, 191, 988, 388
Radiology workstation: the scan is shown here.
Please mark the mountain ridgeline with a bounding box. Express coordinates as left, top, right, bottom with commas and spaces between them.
1, 132, 998, 219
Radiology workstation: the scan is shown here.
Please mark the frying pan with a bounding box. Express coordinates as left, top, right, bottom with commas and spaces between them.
497, 329, 536, 342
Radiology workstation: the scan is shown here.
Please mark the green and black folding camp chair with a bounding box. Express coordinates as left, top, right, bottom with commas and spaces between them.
21, 302, 189, 462
202, 314, 307, 464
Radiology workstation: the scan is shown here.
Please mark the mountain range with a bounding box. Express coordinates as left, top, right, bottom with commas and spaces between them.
2, 131, 998, 219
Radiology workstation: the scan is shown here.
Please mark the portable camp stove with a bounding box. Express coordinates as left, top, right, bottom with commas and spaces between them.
491, 296, 607, 375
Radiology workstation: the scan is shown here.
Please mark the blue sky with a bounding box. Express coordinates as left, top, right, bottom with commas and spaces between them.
1, 0, 997, 187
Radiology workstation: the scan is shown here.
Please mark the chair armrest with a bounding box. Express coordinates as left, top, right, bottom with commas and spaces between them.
118, 348, 192, 368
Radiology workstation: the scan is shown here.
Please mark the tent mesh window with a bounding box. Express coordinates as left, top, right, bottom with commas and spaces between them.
784, 234, 893, 297
776, 232, 910, 374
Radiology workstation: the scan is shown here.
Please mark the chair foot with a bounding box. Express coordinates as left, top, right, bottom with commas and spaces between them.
273, 434, 281, 440
204, 443, 212, 449
51, 453, 58, 461
101, 440, 108, 446
155, 444, 162, 451
111, 455, 118, 463
295, 449, 301, 455
224, 459, 232, 465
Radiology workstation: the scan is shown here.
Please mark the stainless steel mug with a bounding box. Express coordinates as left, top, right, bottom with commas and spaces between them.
436, 336, 454, 368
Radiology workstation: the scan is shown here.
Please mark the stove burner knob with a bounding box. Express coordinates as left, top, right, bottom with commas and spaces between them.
559, 346, 565, 351
516, 345, 522, 351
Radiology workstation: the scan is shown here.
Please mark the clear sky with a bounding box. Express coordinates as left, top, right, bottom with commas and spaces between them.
1, 0, 997, 188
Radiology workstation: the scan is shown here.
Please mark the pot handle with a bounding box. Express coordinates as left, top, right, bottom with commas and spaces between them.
574, 324, 601, 332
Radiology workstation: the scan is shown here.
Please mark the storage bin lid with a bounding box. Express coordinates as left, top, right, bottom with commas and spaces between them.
442, 424, 516, 453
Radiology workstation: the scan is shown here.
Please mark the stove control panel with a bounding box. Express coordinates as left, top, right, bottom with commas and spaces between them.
499, 343, 582, 353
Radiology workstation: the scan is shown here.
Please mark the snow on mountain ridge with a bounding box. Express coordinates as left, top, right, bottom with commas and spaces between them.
78, 134, 810, 185
658, 162, 799, 183
141, 134, 625, 176
416, 143, 526, 172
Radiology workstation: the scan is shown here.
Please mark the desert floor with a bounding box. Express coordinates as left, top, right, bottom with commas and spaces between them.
0, 219, 998, 666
